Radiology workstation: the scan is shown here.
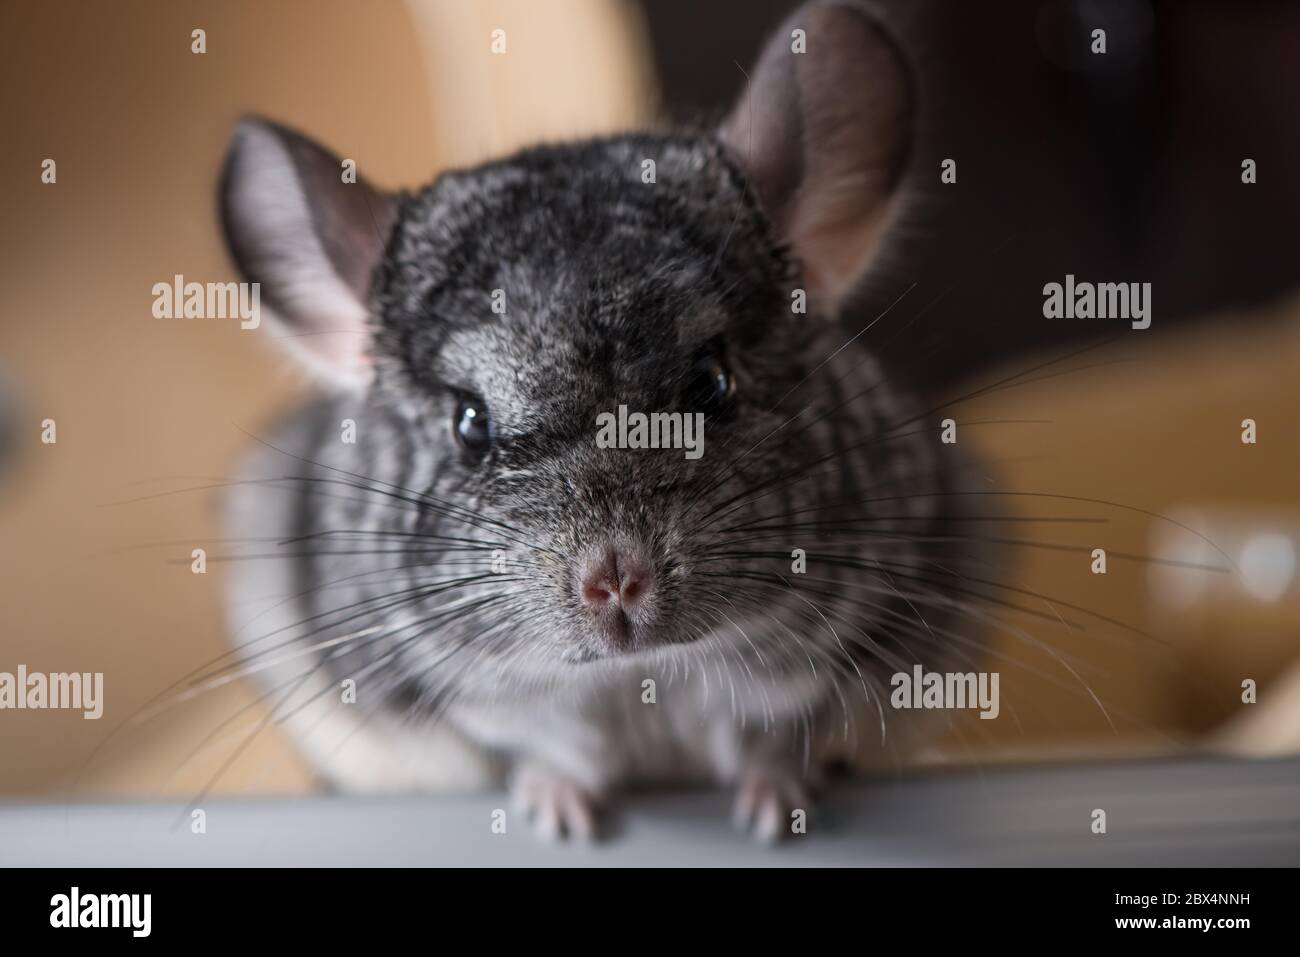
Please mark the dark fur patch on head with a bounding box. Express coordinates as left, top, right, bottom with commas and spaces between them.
371, 134, 795, 408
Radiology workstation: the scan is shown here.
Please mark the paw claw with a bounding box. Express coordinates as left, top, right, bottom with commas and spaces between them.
732, 765, 813, 843
511, 764, 600, 842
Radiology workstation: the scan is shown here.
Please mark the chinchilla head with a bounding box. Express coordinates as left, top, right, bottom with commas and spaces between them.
219, 2, 946, 701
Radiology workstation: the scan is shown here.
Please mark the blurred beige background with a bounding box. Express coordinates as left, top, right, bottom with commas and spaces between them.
0, 0, 1296, 799
0, 0, 655, 796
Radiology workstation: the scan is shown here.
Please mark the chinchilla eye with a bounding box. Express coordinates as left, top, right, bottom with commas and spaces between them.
454, 396, 492, 454
690, 352, 736, 410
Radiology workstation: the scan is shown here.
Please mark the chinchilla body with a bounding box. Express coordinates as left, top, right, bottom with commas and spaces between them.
220, 2, 993, 836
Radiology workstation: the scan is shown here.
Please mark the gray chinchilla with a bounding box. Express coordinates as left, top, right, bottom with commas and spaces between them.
218, 1, 989, 842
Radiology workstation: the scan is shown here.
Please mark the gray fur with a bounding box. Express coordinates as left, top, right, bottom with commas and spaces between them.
219, 1, 989, 832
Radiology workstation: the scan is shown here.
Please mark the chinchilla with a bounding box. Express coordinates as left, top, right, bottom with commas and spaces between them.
218, 0, 991, 841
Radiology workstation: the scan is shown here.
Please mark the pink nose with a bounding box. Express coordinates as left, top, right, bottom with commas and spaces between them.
576, 549, 654, 612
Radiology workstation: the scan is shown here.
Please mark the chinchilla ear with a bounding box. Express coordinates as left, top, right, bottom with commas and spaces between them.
219, 117, 397, 390
720, 1, 912, 315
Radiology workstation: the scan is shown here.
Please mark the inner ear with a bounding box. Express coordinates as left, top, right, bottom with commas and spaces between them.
219, 117, 398, 389
720, 2, 913, 314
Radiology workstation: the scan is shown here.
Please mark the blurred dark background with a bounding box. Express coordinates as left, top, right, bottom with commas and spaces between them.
640, 0, 1300, 390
